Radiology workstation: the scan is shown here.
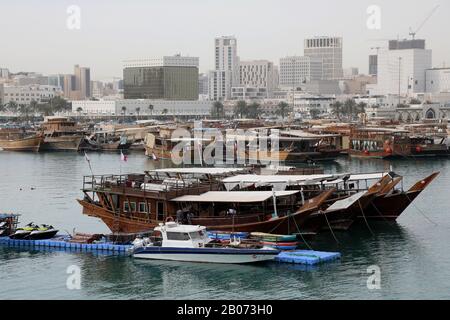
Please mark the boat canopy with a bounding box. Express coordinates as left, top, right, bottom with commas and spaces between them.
280, 130, 341, 139
171, 191, 299, 203
221, 173, 387, 191
148, 167, 248, 176
325, 191, 366, 212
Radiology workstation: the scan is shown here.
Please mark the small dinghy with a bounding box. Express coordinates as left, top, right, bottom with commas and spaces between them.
28, 224, 59, 240
131, 222, 279, 264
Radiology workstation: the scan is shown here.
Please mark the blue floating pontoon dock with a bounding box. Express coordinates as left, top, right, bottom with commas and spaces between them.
275, 250, 341, 265
0, 236, 132, 255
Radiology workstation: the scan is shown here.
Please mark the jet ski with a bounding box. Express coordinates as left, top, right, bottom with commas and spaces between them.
28, 224, 59, 240
9, 222, 38, 239
0, 221, 7, 228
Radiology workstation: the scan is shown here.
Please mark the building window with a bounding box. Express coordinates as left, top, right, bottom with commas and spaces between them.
124, 201, 136, 212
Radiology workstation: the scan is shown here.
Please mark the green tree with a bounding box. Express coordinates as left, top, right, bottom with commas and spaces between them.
162, 108, 168, 115
50, 96, 70, 112
29, 100, 38, 115
136, 107, 141, 119
148, 104, 154, 116
343, 99, 357, 119
121, 106, 127, 123
275, 101, 292, 119
234, 100, 247, 119
309, 108, 321, 119
7, 101, 18, 114
330, 101, 343, 120
76, 106, 83, 117
18, 104, 30, 120
247, 102, 261, 119
211, 101, 225, 119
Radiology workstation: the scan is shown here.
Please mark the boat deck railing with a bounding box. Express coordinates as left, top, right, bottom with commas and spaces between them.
82, 174, 219, 199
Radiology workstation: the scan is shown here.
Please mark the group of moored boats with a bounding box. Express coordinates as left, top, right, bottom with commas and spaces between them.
0, 117, 139, 152
78, 166, 439, 238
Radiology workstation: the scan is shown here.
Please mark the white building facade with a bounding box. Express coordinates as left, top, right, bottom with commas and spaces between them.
292, 93, 336, 115
2, 85, 62, 105
370, 40, 432, 96
72, 99, 213, 117
304, 36, 343, 80
209, 36, 239, 101
233, 60, 277, 99
279, 56, 323, 88
425, 68, 450, 93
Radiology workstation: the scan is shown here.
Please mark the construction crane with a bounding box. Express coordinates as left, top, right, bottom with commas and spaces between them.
409, 5, 440, 40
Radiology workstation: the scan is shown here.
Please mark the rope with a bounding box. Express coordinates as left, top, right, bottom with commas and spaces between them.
322, 210, 340, 245
369, 200, 398, 227
291, 213, 314, 251
358, 199, 375, 236
404, 192, 438, 226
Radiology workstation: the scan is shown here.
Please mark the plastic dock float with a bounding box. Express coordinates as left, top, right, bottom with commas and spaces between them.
275, 250, 341, 265
0, 236, 132, 254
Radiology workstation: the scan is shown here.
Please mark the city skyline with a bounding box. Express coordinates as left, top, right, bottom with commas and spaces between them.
0, 0, 447, 80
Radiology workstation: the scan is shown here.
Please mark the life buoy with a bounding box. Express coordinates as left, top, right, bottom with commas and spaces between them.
165, 216, 174, 222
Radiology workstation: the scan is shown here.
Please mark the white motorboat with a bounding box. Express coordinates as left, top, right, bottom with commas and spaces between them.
131, 222, 280, 264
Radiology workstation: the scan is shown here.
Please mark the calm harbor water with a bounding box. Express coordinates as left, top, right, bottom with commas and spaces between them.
1, 151, 450, 299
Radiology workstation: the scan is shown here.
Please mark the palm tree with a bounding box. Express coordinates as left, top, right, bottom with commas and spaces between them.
211, 101, 224, 119
162, 108, 168, 116
7, 101, 18, 114
76, 107, 83, 117
309, 108, 321, 119
19, 104, 30, 120
234, 100, 247, 119
247, 102, 261, 119
330, 101, 343, 120
148, 104, 154, 116
343, 99, 357, 119
121, 106, 127, 123
136, 107, 141, 120
29, 100, 38, 115
276, 101, 292, 120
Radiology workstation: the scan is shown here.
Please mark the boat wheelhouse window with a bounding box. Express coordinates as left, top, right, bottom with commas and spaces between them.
166, 232, 190, 241
189, 231, 205, 240
139, 202, 147, 213
124, 202, 136, 212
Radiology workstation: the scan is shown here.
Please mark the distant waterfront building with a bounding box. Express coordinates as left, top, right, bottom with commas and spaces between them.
198, 73, 209, 96
17, 74, 49, 86
369, 39, 432, 96
74, 65, 91, 100
209, 36, 239, 101
304, 36, 343, 80
279, 56, 323, 89
292, 93, 336, 115
343, 67, 359, 79
63, 74, 76, 100
369, 55, 378, 76
71, 99, 212, 117
0, 68, 9, 79
48, 74, 65, 91
425, 68, 450, 93
123, 55, 199, 100
3, 84, 61, 105
234, 60, 277, 99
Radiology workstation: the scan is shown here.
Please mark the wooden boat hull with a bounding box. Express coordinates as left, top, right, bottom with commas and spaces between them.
78, 190, 334, 235
358, 172, 439, 221
41, 136, 83, 151
0, 136, 42, 152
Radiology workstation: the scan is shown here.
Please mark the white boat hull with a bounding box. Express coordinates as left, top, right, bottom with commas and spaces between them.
133, 252, 277, 264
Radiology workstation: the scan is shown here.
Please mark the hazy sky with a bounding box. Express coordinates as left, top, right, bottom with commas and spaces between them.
0, 0, 447, 80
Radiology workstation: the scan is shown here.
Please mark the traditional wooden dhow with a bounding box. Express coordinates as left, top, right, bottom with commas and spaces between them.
40, 117, 84, 151
0, 129, 43, 152
77, 168, 251, 233
349, 127, 411, 159
358, 172, 439, 221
